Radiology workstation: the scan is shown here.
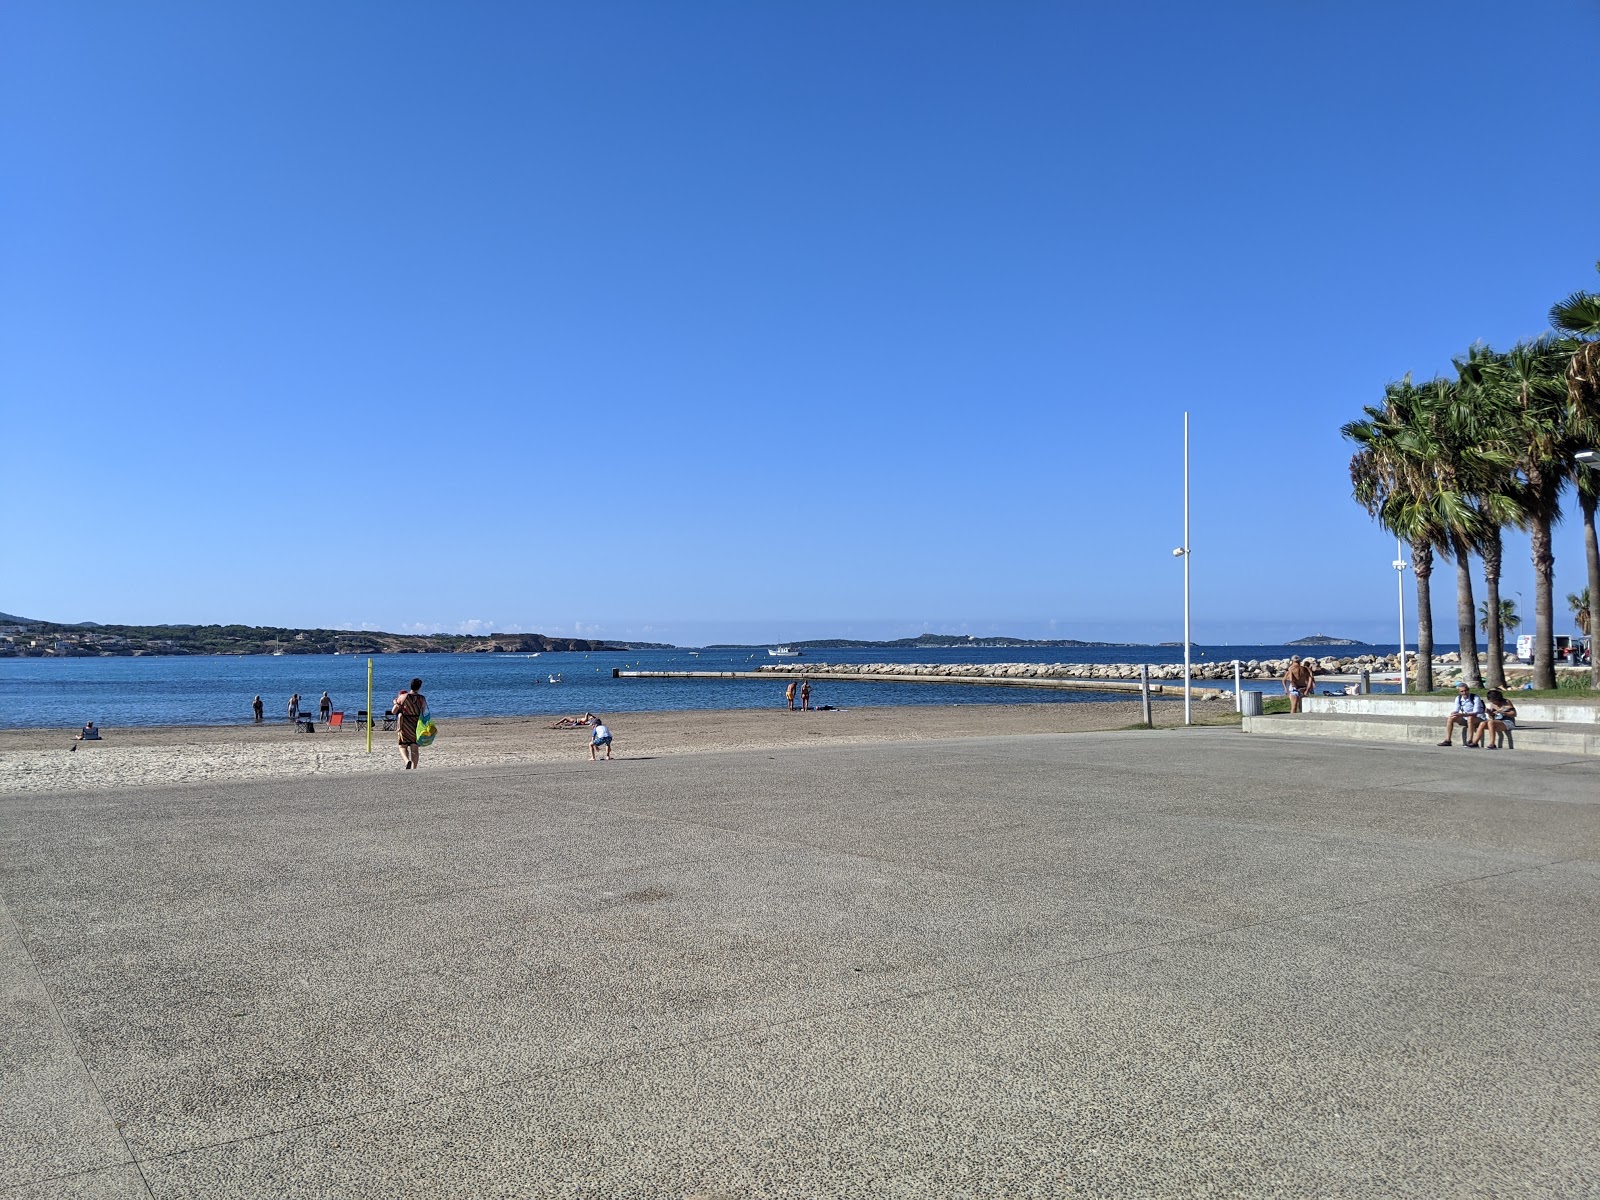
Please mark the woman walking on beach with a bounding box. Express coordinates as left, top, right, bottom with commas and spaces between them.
393, 678, 427, 769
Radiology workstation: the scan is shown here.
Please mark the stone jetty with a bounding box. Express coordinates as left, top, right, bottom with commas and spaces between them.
754, 653, 1455, 683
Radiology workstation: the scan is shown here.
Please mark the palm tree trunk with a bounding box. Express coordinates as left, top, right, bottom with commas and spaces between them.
1531, 511, 1557, 690
1451, 532, 1481, 687
1413, 539, 1435, 692
1582, 490, 1600, 690
1482, 527, 1505, 690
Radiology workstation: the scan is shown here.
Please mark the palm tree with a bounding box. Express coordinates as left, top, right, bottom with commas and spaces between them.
1464, 339, 1580, 689
1448, 351, 1528, 689
1569, 587, 1591, 636
1480, 598, 1520, 640
1411, 376, 1487, 687
1345, 378, 1449, 691
1551, 263, 1600, 687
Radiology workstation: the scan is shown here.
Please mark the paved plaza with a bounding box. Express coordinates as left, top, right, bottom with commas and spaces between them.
3, 729, 1597, 1198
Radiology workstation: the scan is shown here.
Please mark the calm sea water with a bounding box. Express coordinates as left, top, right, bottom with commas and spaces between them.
0, 644, 1411, 729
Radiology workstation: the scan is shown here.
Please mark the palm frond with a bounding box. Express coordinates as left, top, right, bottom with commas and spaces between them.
1550, 291, 1600, 338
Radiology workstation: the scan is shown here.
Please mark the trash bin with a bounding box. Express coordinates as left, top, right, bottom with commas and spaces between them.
1240, 690, 1263, 717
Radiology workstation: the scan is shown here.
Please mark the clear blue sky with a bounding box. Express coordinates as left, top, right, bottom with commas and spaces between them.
5, 2, 1599, 645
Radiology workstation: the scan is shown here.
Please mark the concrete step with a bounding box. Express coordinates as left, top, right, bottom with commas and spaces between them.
1243, 712, 1600, 756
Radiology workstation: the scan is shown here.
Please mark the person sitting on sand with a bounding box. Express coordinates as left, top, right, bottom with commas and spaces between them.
70, 722, 101, 750
1439, 681, 1485, 747
589, 719, 613, 761
1471, 689, 1517, 749
1282, 656, 1314, 714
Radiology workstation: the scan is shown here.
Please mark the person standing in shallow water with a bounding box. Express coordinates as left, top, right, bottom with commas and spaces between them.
252, 695, 264, 723
318, 691, 332, 722
785, 681, 797, 711
393, 678, 426, 769
799, 678, 812, 711
287, 693, 300, 723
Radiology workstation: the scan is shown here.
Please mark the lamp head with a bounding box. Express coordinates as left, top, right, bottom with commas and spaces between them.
1172, 547, 1186, 557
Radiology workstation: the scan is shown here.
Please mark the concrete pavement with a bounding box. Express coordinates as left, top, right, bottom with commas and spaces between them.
3, 729, 1597, 1197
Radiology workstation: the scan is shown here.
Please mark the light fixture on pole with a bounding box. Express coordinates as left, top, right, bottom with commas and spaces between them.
1171, 412, 1192, 725
1392, 540, 1408, 695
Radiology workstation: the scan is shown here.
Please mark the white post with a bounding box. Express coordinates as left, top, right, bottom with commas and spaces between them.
1183, 412, 1192, 726
1234, 659, 1242, 712
1394, 538, 1408, 695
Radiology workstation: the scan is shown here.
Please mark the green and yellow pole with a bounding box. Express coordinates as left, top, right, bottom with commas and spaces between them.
366, 658, 373, 753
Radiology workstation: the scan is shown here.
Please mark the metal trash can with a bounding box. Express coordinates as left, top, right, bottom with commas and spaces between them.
1240, 690, 1263, 717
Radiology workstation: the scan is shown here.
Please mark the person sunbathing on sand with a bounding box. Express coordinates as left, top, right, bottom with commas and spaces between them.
548, 713, 598, 729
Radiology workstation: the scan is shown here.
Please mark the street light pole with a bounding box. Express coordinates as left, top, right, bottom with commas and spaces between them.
1393, 539, 1408, 695
1170, 413, 1192, 725
1184, 413, 1191, 724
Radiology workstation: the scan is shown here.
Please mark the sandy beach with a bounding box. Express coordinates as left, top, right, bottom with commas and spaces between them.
0, 699, 1234, 795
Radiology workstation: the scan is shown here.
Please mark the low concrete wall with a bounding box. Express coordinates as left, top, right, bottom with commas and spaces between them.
1302, 696, 1597, 724
1244, 713, 1600, 755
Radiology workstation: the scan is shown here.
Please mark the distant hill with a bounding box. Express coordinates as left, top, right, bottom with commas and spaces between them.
1287, 634, 1370, 646
0, 615, 637, 657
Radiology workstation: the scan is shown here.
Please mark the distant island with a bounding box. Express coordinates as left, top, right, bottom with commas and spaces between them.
1285, 635, 1371, 646
0, 613, 651, 657
707, 633, 1136, 651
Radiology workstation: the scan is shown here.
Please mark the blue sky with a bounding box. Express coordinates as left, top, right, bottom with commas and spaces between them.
5, 2, 1599, 645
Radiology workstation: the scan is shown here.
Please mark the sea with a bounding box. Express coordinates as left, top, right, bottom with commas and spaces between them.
0, 644, 1421, 730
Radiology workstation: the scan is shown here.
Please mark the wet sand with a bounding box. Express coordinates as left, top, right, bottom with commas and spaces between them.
0, 699, 1234, 794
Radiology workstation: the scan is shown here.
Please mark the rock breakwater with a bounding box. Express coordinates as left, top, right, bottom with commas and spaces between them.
755, 654, 1449, 682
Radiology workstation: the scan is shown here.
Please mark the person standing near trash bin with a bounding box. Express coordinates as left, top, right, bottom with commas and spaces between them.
1282, 657, 1314, 714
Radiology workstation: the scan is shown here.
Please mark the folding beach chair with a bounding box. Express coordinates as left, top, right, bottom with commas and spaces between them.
327, 712, 345, 730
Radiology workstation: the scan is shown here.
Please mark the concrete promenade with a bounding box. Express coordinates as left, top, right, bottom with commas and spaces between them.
3, 730, 1597, 1197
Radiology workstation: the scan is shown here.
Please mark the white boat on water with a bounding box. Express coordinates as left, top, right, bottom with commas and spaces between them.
767, 646, 802, 658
